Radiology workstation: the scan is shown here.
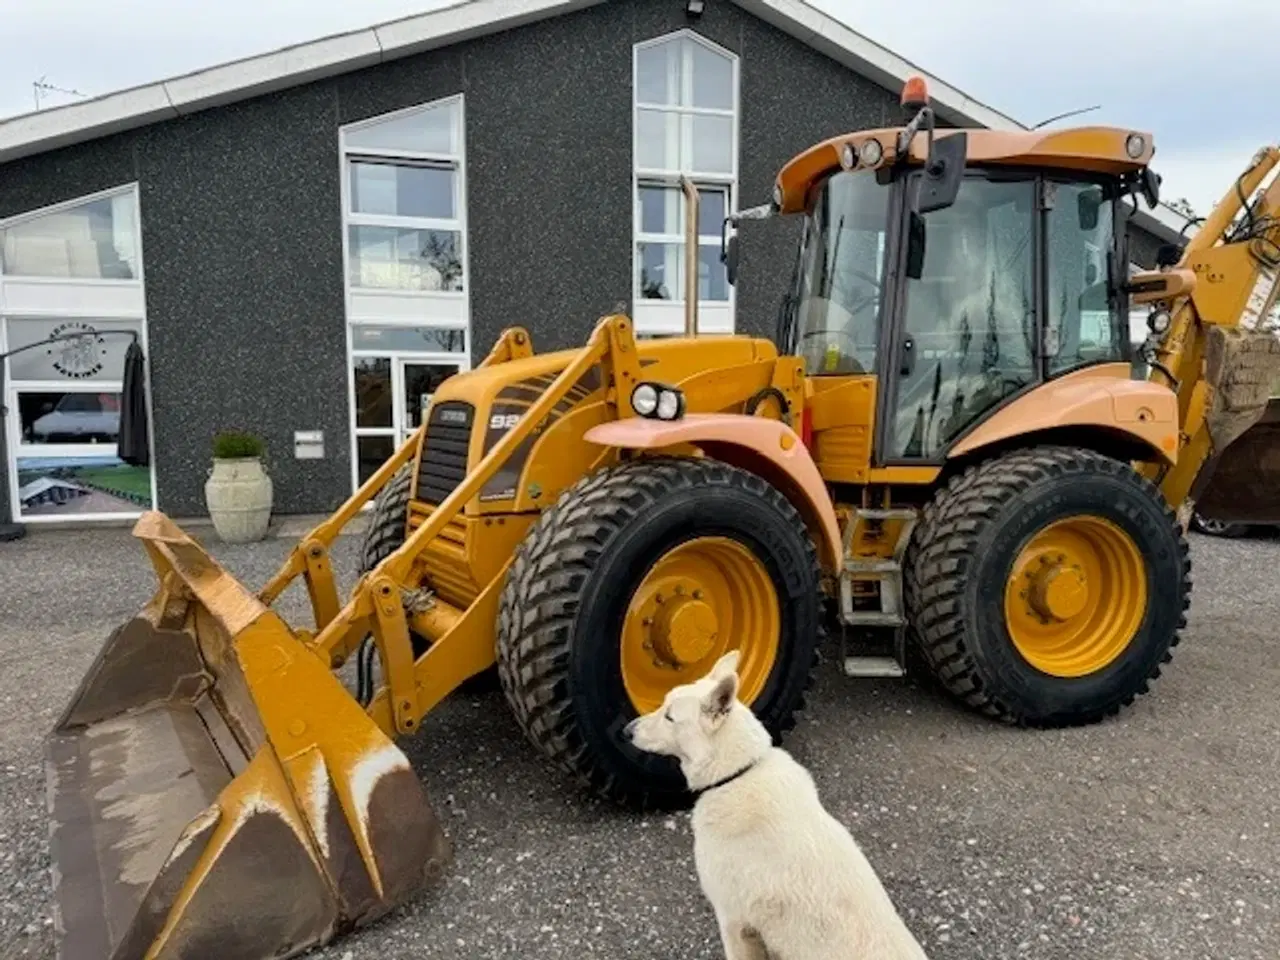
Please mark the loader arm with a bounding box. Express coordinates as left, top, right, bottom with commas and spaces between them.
1134, 146, 1280, 511
288, 315, 644, 739
257, 325, 538, 623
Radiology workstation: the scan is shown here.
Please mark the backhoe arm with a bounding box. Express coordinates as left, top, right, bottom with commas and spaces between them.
1135, 146, 1280, 512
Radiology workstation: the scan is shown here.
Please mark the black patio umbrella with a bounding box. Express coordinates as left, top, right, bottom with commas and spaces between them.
0, 330, 149, 543
117, 338, 150, 468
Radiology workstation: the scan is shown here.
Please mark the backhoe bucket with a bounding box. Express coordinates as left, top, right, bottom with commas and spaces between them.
44, 512, 451, 960
1190, 325, 1280, 524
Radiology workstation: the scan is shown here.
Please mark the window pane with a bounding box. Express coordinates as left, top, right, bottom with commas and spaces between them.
348, 225, 463, 291
350, 161, 455, 219
638, 242, 679, 300
17, 453, 151, 517
403, 363, 461, 431
636, 242, 727, 302
690, 41, 733, 110
638, 186, 680, 235
353, 357, 392, 428
1, 193, 138, 279
636, 37, 734, 110
636, 42, 679, 105
698, 244, 728, 302
345, 102, 456, 155
698, 188, 726, 236
17, 390, 120, 445
351, 325, 467, 353
690, 114, 733, 174
1046, 181, 1125, 375
891, 175, 1037, 458
357, 435, 397, 487
637, 185, 727, 237
4, 318, 143, 383
635, 109, 679, 171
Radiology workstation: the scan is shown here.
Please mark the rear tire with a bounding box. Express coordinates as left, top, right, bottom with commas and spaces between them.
495, 456, 822, 810
904, 446, 1191, 727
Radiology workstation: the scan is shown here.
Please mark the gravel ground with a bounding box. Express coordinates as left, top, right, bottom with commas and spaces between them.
1, 524, 1279, 960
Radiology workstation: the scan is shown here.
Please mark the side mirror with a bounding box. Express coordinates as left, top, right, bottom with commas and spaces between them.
906, 212, 927, 280
1077, 189, 1101, 231
721, 229, 740, 287
1140, 168, 1161, 209
721, 205, 774, 288
915, 131, 967, 214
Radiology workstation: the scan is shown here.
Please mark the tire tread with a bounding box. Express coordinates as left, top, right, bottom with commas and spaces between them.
902, 445, 1192, 727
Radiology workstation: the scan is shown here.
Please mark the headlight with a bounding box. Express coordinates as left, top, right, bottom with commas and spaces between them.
859, 139, 883, 166
631, 382, 685, 421
840, 143, 856, 169
632, 383, 659, 416
1148, 308, 1171, 335
1126, 133, 1146, 159
656, 388, 683, 421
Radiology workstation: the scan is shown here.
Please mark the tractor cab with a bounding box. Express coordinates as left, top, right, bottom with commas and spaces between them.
723, 76, 1165, 465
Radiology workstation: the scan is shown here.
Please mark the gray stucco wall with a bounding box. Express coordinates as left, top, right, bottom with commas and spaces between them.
0, 0, 914, 518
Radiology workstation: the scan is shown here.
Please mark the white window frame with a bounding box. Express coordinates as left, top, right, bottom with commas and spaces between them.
1, 183, 158, 525
338, 95, 473, 496
632, 30, 740, 337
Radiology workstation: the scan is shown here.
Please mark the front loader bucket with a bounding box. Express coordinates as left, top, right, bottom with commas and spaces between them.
44, 512, 451, 960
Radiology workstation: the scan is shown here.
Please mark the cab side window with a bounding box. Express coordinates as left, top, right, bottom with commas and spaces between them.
1045, 181, 1127, 375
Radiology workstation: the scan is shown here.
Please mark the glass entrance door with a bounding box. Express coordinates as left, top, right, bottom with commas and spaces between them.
351, 353, 463, 486
400, 362, 457, 445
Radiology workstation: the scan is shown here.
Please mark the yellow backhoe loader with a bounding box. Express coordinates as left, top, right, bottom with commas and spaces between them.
44, 75, 1280, 960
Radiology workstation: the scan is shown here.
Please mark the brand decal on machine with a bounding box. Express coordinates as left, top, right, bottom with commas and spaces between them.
438, 407, 470, 426
478, 364, 607, 502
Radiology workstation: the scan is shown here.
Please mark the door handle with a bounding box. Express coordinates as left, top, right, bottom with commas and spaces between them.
899, 336, 916, 376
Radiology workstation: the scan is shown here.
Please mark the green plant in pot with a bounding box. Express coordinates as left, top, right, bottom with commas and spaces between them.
205, 429, 274, 543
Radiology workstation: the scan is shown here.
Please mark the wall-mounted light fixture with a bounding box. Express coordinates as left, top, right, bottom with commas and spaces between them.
686, 0, 705, 18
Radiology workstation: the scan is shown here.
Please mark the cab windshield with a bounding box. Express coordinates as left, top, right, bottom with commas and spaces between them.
793, 171, 891, 376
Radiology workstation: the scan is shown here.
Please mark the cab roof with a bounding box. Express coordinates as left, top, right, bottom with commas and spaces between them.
774, 125, 1156, 214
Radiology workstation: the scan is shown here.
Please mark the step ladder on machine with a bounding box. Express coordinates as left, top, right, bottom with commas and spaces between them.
839, 507, 917, 679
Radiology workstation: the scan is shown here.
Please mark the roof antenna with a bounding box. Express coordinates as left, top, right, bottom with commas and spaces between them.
33, 76, 88, 111
1031, 104, 1102, 129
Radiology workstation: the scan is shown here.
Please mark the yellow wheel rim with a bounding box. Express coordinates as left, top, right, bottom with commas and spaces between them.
621, 536, 780, 715
1003, 516, 1148, 678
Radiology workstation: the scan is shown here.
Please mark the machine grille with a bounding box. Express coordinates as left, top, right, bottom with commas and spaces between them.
415, 401, 473, 505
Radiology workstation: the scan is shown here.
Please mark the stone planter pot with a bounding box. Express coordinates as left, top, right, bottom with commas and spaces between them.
204, 456, 274, 543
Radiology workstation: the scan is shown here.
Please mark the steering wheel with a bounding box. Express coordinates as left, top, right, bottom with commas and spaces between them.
799, 317, 869, 373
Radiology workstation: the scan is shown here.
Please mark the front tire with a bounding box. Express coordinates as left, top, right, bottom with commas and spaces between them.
904, 446, 1191, 727
495, 456, 822, 810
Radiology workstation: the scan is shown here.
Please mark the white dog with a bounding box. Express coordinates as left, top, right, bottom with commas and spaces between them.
624, 650, 929, 960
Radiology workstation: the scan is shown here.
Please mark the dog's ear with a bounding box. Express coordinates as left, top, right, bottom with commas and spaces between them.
709, 649, 740, 680
702, 670, 738, 721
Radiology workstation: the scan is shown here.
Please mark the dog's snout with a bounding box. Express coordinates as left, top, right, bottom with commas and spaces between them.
622, 719, 639, 741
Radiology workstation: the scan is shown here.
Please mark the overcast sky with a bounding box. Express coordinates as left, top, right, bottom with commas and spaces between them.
0, 0, 1270, 217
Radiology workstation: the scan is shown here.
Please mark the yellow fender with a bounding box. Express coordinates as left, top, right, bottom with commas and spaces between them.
584, 413, 843, 573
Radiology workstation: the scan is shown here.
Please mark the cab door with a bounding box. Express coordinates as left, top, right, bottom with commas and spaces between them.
875, 169, 1042, 464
